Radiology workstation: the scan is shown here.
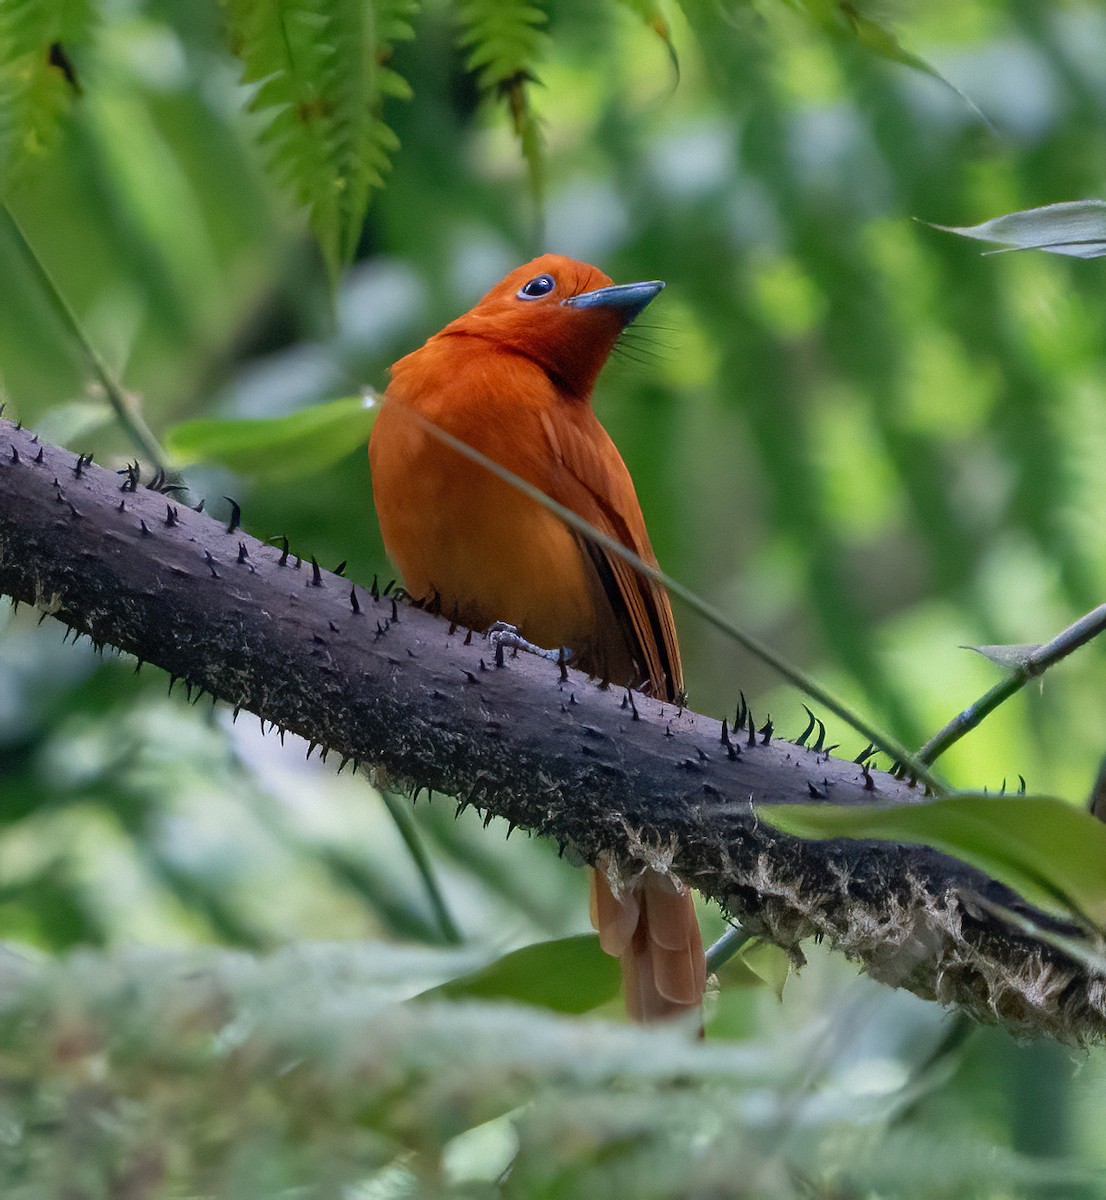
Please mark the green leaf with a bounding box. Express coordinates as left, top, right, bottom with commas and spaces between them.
737, 940, 792, 999
457, 0, 548, 201
788, 0, 989, 129
164, 394, 378, 480
423, 935, 620, 1014
613, 0, 680, 78
931, 201, 1106, 259
221, 0, 415, 280
759, 793, 1106, 928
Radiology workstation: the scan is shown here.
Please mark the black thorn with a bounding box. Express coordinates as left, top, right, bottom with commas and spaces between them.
310, 556, 322, 586
807, 781, 826, 799
223, 497, 241, 533
625, 688, 639, 720
118, 461, 140, 492
232, 706, 240, 722
796, 704, 816, 749
8, 444, 18, 464
203, 550, 220, 578
735, 691, 748, 730
194, 498, 205, 513
306, 742, 316, 760
426, 591, 441, 616
390, 597, 399, 622
746, 712, 756, 749
854, 743, 876, 765
696, 746, 708, 761
759, 717, 773, 745
333, 560, 347, 576
721, 719, 740, 760
117, 500, 125, 512
382, 579, 395, 596
462, 669, 478, 683
448, 603, 459, 635
279, 536, 290, 566
165, 504, 179, 527
66, 500, 81, 518
812, 718, 827, 754
862, 762, 875, 791
349, 586, 361, 614
494, 639, 505, 668
237, 542, 249, 564
1018, 774, 1026, 794
294, 556, 302, 569
34, 447, 44, 464
167, 675, 177, 696
464, 629, 472, 646
370, 574, 380, 600
558, 647, 568, 682
375, 620, 387, 637
139, 519, 151, 536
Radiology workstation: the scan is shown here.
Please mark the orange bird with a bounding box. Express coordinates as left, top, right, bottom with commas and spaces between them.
369, 254, 705, 1023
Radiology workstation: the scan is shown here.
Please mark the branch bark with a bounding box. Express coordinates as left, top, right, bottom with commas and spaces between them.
0, 417, 1102, 1043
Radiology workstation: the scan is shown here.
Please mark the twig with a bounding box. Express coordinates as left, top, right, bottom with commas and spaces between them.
0, 202, 166, 471
918, 603, 1106, 766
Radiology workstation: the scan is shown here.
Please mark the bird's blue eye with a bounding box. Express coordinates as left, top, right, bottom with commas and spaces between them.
517, 274, 555, 300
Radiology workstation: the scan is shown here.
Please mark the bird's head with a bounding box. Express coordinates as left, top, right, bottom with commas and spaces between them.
441, 254, 664, 398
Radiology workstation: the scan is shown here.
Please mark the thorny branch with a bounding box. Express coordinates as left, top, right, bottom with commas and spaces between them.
0, 417, 1103, 1043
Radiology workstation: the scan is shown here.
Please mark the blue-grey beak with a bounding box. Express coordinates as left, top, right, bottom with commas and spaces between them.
564, 280, 664, 324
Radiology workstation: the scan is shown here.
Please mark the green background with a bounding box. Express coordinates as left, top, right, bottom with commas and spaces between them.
2, 0, 1106, 1195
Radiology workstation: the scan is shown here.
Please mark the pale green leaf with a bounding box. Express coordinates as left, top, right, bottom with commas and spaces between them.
737, 940, 792, 999
165, 394, 377, 480
931, 201, 1106, 259
759, 793, 1106, 928
424, 934, 620, 1014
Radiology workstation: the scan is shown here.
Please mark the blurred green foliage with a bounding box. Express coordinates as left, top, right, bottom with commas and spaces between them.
3, 0, 1106, 1194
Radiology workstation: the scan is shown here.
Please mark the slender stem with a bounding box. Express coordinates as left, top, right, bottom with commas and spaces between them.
382, 791, 463, 945
918, 603, 1106, 766
398, 401, 944, 793
705, 925, 753, 973
0, 202, 167, 469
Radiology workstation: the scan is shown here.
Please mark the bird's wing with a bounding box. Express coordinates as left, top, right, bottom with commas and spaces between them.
539, 408, 683, 702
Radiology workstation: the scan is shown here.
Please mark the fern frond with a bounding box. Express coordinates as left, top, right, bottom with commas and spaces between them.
0, 0, 95, 187
456, 0, 548, 201
221, 0, 416, 281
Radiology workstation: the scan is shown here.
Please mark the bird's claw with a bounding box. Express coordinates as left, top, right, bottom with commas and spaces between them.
488, 622, 573, 665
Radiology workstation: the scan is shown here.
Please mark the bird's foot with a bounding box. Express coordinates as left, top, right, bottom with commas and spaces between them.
488, 622, 574, 666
